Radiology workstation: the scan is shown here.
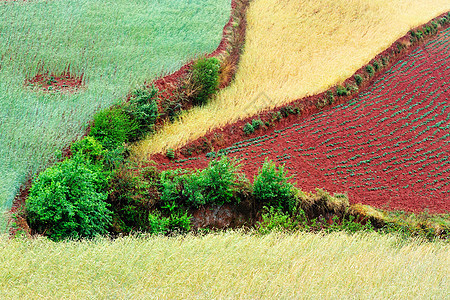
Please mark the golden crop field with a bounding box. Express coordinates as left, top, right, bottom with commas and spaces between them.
133, 0, 450, 159
0, 232, 448, 298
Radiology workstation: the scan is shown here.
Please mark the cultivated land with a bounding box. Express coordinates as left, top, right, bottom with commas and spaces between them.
0, 0, 231, 217
157, 27, 450, 214
0, 232, 448, 298
2, 1, 449, 297
133, 0, 450, 158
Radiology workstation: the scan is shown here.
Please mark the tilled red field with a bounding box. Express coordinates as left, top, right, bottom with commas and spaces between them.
156, 27, 450, 214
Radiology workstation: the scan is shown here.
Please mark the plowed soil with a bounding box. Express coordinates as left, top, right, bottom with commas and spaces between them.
153, 27, 450, 214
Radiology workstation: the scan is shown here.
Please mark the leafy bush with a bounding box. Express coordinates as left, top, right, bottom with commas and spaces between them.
253, 159, 295, 212
160, 156, 242, 207
365, 65, 375, 77
336, 85, 349, 97
243, 122, 254, 135
148, 211, 170, 234
252, 119, 264, 130
373, 60, 381, 71
126, 87, 159, 139
148, 210, 192, 235
354, 74, 363, 86
192, 57, 221, 105
26, 156, 112, 241
71, 136, 105, 164
198, 156, 242, 205
108, 168, 157, 233
166, 148, 175, 160
257, 206, 300, 234
280, 106, 295, 118
89, 107, 139, 150
326, 90, 335, 105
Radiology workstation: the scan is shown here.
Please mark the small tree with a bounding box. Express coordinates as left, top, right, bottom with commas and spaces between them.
253, 159, 296, 212
191, 57, 221, 106
26, 155, 112, 241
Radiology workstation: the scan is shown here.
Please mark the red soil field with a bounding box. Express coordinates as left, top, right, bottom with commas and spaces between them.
154, 27, 450, 214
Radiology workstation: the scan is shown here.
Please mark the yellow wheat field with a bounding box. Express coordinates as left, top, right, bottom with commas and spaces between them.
133, 0, 450, 159
0, 232, 448, 298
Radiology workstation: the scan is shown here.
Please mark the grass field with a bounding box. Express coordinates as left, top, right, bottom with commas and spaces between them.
133, 0, 450, 159
0, 231, 448, 298
0, 0, 231, 216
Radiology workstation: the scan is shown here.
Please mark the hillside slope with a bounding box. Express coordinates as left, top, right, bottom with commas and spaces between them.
134, 0, 450, 158
155, 27, 450, 213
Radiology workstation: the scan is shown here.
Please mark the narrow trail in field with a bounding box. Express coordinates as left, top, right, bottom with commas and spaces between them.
152, 27, 450, 214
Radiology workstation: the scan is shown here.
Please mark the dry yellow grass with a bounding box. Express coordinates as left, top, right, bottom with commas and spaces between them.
0, 232, 448, 298
133, 0, 450, 159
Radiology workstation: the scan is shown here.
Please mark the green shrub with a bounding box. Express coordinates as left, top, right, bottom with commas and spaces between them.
89, 107, 139, 150
243, 122, 254, 135
26, 156, 112, 241
257, 206, 299, 234
365, 65, 374, 77
148, 210, 192, 235
148, 211, 170, 234
336, 85, 349, 97
252, 119, 264, 130
354, 74, 363, 86
326, 90, 335, 105
192, 57, 221, 106
280, 106, 295, 118
166, 148, 175, 160
326, 215, 374, 234
198, 156, 242, 205
373, 60, 380, 71
71, 136, 105, 164
126, 87, 159, 139
108, 168, 156, 233
160, 156, 242, 207
381, 56, 389, 67
253, 159, 295, 212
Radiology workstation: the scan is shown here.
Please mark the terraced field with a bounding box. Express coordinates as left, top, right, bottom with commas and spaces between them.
160, 27, 450, 214
134, 0, 450, 158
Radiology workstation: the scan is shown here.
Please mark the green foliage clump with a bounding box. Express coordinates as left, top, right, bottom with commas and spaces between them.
148, 210, 192, 235
166, 148, 175, 160
365, 65, 375, 77
253, 159, 295, 213
243, 122, 255, 135
89, 107, 139, 150
257, 206, 301, 234
373, 60, 381, 71
192, 57, 221, 106
252, 119, 264, 130
160, 156, 243, 207
107, 168, 158, 233
336, 85, 349, 97
326, 90, 335, 105
126, 87, 159, 139
354, 74, 363, 86
26, 156, 112, 241
71, 136, 105, 163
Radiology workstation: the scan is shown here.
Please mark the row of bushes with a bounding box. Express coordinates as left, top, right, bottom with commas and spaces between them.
26, 142, 449, 240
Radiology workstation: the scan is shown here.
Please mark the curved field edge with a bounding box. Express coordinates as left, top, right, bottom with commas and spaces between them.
150, 18, 450, 214
7, 0, 250, 233
132, 0, 450, 158
0, 232, 448, 298
0, 0, 232, 227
